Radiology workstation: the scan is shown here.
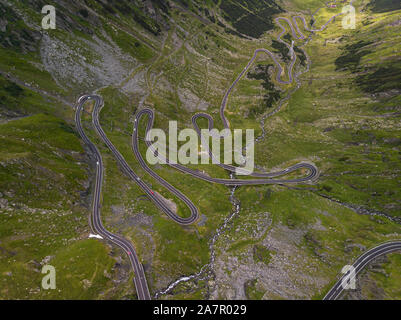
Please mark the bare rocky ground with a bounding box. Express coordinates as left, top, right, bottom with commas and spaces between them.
121, 70, 148, 98
155, 191, 177, 214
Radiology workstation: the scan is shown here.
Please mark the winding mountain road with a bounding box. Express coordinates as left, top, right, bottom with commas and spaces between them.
73, 0, 398, 301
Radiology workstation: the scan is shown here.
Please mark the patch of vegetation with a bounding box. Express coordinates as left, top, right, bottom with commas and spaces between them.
0, 75, 56, 118
205, 30, 238, 52
253, 244, 273, 265
151, 0, 171, 15
294, 46, 306, 67
244, 279, 265, 300
283, 33, 292, 43
0, 2, 40, 53
104, 24, 155, 62
95, 0, 162, 35
282, 34, 306, 66
271, 40, 290, 63
93, 87, 233, 289
335, 35, 401, 96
